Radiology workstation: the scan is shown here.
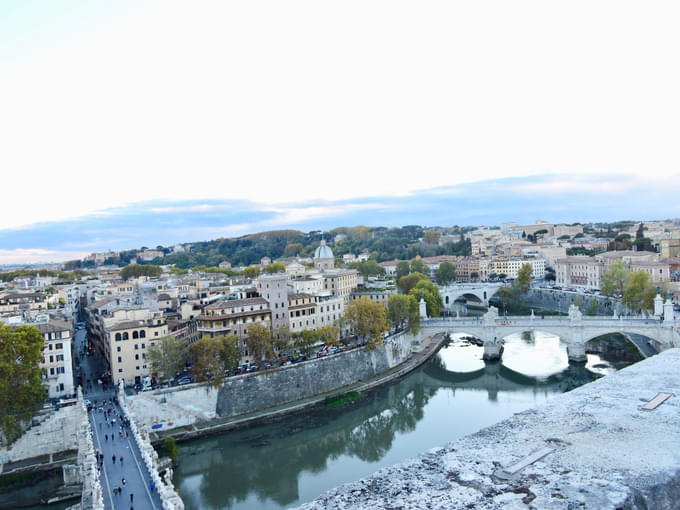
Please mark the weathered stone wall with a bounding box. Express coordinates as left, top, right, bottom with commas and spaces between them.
127, 335, 413, 430
216, 344, 401, 417
524, 288, 623, 316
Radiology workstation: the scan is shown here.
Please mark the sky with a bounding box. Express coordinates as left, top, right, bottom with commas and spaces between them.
1, 1, 679, 264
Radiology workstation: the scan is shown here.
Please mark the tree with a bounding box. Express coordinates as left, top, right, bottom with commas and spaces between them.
264, 263, 286, 274
623, 271, 657, 313
284, 243, 303, 256
410, 258, 428, 276
272, 326, 291, 354
398, 272, 429, 294
247, 322, 274, 363
516, 263, 532, 293
359, 260, 385, 279
387, 294, 420, 333
292, 330, 319, 358
600, 261, 631, 297
316, 325, 340, 347
344, 297, 389, 349
147, 336, 189, 382
409, 279, 443, 318
0, 325, 46, 445
395, 261, 410, 280
435, 261, 457, 285
219, 334, 242, 374
242, 266, 261, 278
423, 230, 441, 245
189, 338, 226, 387
119, 264, 162, 280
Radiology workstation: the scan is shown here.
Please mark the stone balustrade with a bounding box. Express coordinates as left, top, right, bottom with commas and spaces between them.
118, 382, 185, 510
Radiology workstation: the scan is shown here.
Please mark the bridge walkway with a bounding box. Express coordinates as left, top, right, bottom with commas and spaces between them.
88, 389, 164, 510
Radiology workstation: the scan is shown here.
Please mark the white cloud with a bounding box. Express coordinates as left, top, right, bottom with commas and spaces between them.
0, 1, 678, 231
0, 249, 88, 265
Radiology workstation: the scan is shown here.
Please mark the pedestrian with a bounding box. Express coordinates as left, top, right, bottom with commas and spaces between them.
130, 492, 134, 502
105, 434, 108, 441
149, 481, 155, 492
122, 477, 126, 486
120, 455, 123, 464
112, 454, 116, 464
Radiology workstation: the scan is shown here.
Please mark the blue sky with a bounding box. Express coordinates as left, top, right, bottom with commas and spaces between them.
1, 1, 679, 263
1, 173, 678, 264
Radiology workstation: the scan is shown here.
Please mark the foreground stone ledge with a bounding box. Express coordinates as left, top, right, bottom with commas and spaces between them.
296, 349, 680, 510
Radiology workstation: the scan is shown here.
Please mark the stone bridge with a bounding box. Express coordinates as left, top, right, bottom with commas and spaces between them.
413, 298, 680, 362
438, 282, 504, 308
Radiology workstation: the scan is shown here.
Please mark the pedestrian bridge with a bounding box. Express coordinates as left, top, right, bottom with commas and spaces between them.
439, 282, 504, 308
413, 303, 680, 362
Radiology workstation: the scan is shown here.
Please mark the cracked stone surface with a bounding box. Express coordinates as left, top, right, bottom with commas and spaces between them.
296, 348, 680, 510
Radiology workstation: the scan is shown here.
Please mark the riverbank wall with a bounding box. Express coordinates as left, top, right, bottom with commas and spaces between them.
126, 331, 436, 443
296, 348, 680, 510
523, 288, 623, 316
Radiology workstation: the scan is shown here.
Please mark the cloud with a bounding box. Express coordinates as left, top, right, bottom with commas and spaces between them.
0, 248, 89, 265
0, 173, 677, 264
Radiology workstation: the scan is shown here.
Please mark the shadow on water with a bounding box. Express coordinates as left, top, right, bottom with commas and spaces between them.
173, 339, 610, 510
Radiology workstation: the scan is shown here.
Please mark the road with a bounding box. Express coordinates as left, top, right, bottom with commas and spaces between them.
74, 327, 164, 510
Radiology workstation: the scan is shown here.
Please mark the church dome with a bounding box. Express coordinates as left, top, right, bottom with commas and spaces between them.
314, 240, 334, 259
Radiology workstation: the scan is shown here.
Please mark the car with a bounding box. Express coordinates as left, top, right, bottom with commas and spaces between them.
176, 377, 192, 385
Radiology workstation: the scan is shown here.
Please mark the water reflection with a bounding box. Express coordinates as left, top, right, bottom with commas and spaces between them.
174, 337, 612, 510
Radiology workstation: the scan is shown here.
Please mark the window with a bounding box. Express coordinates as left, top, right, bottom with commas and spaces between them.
122, 332, 129, 340
56, 354, 64, 361
48, 343, 53, 350
49, 355, 54, 363
141, 343, 145, 349
135, 366, 140, 370
135, 354, 139, 360
118, 368, 123, 373
140, 330, 146, 338
133, 331, 139, 339
57, 366, 65, 374
50, 368, 55, 375
155, 331, 158, 336
117, 346, 121, 352
55, 343, 63, 350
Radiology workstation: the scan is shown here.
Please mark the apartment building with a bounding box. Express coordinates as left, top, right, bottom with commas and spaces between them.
490, 258, 546, 279
288, 293, 317, 333
350, 289, 395, 306
109, 319, 167, 385
38, 319, 74, 399
323, 269, 358, 301
255, 273, 289, 331
555, 256, 603, 288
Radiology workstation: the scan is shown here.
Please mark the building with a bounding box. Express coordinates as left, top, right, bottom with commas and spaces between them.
314, 240, 335, 271
554, 251, 671, 289
323, 269, 358, 301
350, 288, 395, 306
38, 319, 74, 399
109, 319, 168, 385
195, 297, 272, 363
555, 256, 603, 288
288, 293, 317, 333
490, 258, 546, 279
255, 273, 289, 332
660, 238, 680, 259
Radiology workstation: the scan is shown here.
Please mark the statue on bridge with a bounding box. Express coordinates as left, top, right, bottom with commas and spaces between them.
568, 304, 582, 323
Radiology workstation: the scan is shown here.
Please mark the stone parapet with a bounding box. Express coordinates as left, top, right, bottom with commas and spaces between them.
118, 382, 184, 510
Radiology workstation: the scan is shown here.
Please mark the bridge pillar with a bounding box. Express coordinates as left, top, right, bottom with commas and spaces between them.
567, 343, 587, 363
482, 338, 502, 361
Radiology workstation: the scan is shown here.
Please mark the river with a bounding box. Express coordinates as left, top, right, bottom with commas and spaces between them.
172, 331, 619, 510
